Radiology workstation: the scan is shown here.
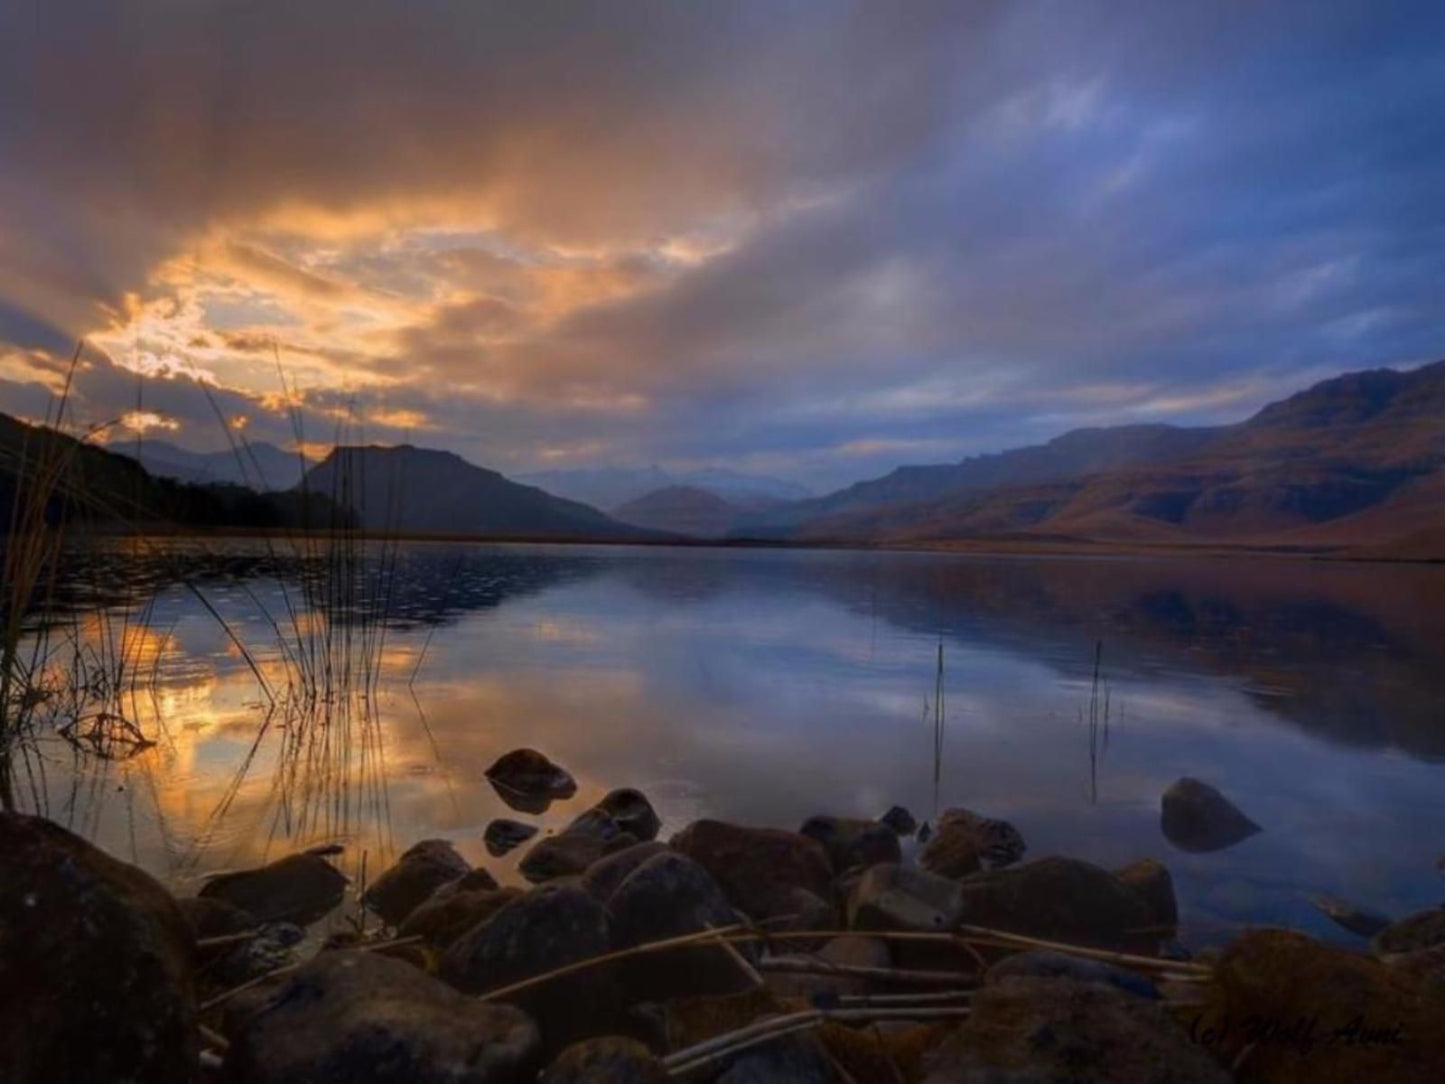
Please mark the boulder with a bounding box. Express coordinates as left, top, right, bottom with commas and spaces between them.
521, 829, 640, 884
1373, 906, 1445, 956
486, 748, 578, 810
211, 922, 305, 985
1311, 894, 1393, 939
401, 886, 525, 950
593, 788, 662, 842
847, 862, 964, 933
879, 805, 918, 837
177, 893, 256, 940
441, 882, 619, 1048
363, 839, 472, 925
715, 1033, 842, 1083
923, 976, 1228, 1083
540, 1037, 669, 1083
918, 808, 1026, 878
0, 813, 197, 1084
670, 819, 834, 922
226, 949, 539, 1082
798, 815, 901, 874
1114, 857, 1179, 933
580, 841, 671, 901
984, 949, 1160, 999
1160, 777, 1261, 853
199, 852, 347, 925
485, 819, 540, 857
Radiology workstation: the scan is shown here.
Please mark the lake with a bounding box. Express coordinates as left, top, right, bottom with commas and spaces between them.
12, 538, 1445, 947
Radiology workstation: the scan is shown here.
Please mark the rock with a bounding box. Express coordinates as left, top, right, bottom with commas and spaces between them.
715, 1033, 841, 1083
671, 819, 834, 922
818, 1019, 950, 1084
401, 887, 525, 950
769, 886, 839, 950
453, 866, 502, 892
1311, 894, 1393, 939
177, 893, 256, 940
1160, 777, 1261, 853
226, 949, 539, 1082
580, 841, 671, 901
199, 852, 347, 925
916, 821, 933, 844
441, 882, 619, 1048
540, 1037, 669, 1083
521, 829, 640, 884
0, 813, 197, 1084
1373, 906, 1445, 956
847, 862, 964, 932
486, 818, 540, 857
486, 748, 578, 811
1390, 943, 1445, 993
798, 815, 901, 874
607, 851, 753, 1001
661, 987, 783, 1054
918, 808, 1026, 878
212, 922, 305, 985
984, 949, 1161, 999
1114, 858, 1179, 932
766, 935, 892, 1000
954, 856, 1159, 954
1200, 929, 1445, 1083
363, 839, 472, 925
593, 788, 662, 842
923, 976, 1228, 1083
879, 805, 918, 837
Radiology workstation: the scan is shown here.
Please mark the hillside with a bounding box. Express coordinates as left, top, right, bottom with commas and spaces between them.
520, 466, 809, 510
300, 445, 655, 539
613, 486, 742, 537
130, 439, 315, 491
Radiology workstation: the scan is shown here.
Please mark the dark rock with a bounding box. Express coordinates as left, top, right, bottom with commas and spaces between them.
226, 949, 539, 1082
766, 935, 891, 1000
923, 976, 1228, 1083
768, 886, 839, 950
200, 852, 347, 925
1160, 777, 1261, 853
486, 818, 540, 857
918, 808, 1026, 878
661, 987, 783, 1054
984, 949, 1160, 999
521, 829, 640, 884
1311, 894, 1393, 939
178, 893, 256, 940
401, 886, 525, 950
454, 866, 502, 892
954, 856, 1159, 954
0, 813, 197, 1084
441, 882, 619, 1048
540, 1036, 669, 1083
670, 819, 834, 922
581, 841, 671, 902
847, 862, 964, 932
593, 788, 662, 842
799, 815, 901, 874
879, 805, 917, 837
212, 922, 305, 985
1114, 858, 1178, 932
1390, 943, 1445, 993
1373, 906, 1445, 956
486, 748, 578, 811
304, 842, 347, 857
363, 839, 472, 925
715, 1033, 841, 1083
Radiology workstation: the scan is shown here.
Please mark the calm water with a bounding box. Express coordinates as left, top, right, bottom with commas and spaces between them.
16, 538, 1445, 947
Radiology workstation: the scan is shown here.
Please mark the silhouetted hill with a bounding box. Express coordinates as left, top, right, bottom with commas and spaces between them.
130, 439, 315, 491
614, 486, 741, 537
519, 466, 809, 510
300, 445, 655, 539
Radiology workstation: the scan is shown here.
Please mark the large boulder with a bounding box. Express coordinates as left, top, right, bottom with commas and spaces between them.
847, 862, 965, 932
363, 839, 472, 925
1160, 777, 1261, 853
592, 788, 662, 842
670, 819, 834, 922
199, 851, 347, 925
177, 893, 256, 940
540, 1037, 669, 1083
1373, 906, 1445, 956
0, 813, 197, 1084
401, 886, 525, 950
922, 976, 1228, 1083
520, 827, 639, 884
918, 808, 1026, 878
225, 949, 539, 1082
1114, 857, 1179, 933
580, 841, 671, 901
798, 815, 901, 874
486, 749, 577, 812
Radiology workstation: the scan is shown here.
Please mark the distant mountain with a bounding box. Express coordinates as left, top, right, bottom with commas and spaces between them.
129, 439, 315, 491
613, 486, 742, 537
300, 445, 655, 539
518, 466, 809, 510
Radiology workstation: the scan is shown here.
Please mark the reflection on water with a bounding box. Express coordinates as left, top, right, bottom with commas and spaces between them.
14, 539, 1445, 946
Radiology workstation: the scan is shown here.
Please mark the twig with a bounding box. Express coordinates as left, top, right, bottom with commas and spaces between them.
759, 957, 976, 986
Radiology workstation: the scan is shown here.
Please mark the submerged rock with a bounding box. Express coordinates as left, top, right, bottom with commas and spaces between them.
199, 851, 347, 925
486, 748, 578, 811
226, 950, 539, 1082
984, 949, 1160, 999
1114, 857, 1179, 933
485, 818, 540, 857
1311, 894, 1393, 939
799, 815, 901, 874
1160, 777, 1261, 853
670, 819, 834, 922
1373, 906, 1445, 956
540, 1037, 669, 1083
0, 813, 197, 1084
363, 839, 472, 926
879, 804, 918, 837
593, 788, 662, 842
918, 807, 1027, 878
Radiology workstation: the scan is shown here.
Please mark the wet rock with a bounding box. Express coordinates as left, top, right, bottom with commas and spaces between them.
847, 862, 965, 932
799, 815, 901, 874
441, 881, 619, 1048
1311, 894, 1393, 939
486, 748, 578, 811
924, 975, 1228, 1083
954, 856, 1159, 954
593, 788, 662, 842
671, 819, 834, 922
1114, 857, 1179, 933
521, 828, 640, 884
199, 851, 347, 925
1160, 776, 1261, 853
178, 893, 256, 940
1373, 906, 1445, 956
581, 841, 671, 901
226, 949, 539, 1082
0, 813, 197, 1084
607, 851, 753, 1001
486, 818, 540, 857
401, 886, 525, 950
363, 839, 472, 925
984, 949, 1160, 999
212, 922, 305, 985
918, 807, 1026, 878
1200, 929, 1445, 1083
879, 804, 918, 837
715, 1033, 841, 1083
540, 1036, 669, 1083
766, 935, 891, 1000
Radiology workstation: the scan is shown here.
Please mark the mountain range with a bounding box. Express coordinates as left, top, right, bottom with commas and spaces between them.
128, 438, 315, 491
515, 466, 810, 511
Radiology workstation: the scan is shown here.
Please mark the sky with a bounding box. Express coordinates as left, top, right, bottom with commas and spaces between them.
1, 1, 1443, 493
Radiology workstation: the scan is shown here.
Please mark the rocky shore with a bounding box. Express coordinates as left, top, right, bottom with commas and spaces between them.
6, 749, 1444, 1082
